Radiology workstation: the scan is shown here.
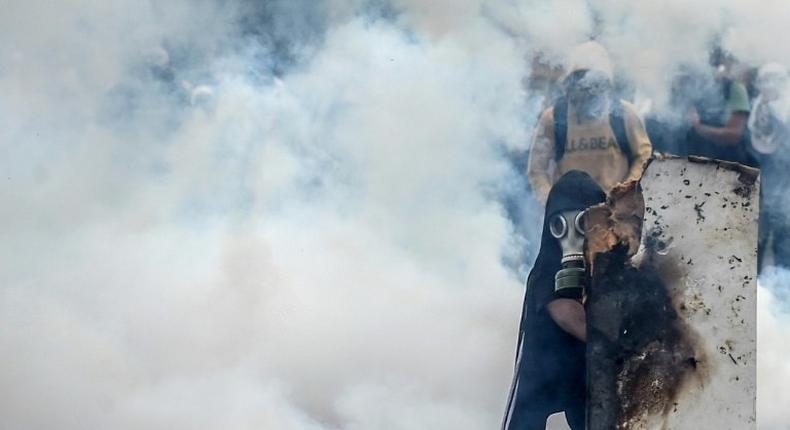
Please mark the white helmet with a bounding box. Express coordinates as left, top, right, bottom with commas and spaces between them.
750, 63, 790, 154
756, 62, 788, 98
565, 41, 614, 82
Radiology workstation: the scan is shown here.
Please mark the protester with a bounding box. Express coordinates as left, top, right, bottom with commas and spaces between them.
527, 42, 653, 205
502, 171, 606, 430
749, 63, 790, 270
683, 50, 755, 166
644, 71, 698, 157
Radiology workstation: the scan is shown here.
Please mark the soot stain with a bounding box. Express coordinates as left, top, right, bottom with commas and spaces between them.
693, 201, 706, 224
733, 185, 752, 199
587, 244, 710, 430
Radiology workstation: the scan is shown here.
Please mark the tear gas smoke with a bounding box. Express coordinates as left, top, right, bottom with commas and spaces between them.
1, 1, 789, 429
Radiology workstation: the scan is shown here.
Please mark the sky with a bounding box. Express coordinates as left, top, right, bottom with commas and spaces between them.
1, 1, 789, 429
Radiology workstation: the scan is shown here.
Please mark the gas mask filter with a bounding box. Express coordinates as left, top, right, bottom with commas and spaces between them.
549, 209, 588, 299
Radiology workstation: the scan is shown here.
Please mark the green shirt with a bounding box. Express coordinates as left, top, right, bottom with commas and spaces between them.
725, 81, 751, 119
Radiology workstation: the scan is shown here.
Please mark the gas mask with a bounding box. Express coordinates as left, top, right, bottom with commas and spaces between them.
549, 209, 588, 299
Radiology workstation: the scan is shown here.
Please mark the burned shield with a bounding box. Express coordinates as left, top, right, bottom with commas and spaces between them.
585, 157, 758, 430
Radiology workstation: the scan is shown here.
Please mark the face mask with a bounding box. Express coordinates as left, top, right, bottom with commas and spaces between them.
549, 209, 588, 299
568, 71, 610, 121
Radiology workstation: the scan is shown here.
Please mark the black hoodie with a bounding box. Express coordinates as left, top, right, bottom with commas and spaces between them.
503, 170, 606, 429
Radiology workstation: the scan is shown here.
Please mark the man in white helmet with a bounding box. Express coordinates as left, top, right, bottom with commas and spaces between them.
527, 41, 653, 205
749, 62, 790, 270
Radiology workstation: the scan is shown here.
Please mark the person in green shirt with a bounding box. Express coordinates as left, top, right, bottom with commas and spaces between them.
685, 55, 755, 166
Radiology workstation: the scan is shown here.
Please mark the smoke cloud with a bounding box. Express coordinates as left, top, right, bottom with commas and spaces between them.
1, 1, 788, 429
758, 270, 790, 430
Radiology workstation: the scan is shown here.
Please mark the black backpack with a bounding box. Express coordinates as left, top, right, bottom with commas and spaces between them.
553, 97, 633, 163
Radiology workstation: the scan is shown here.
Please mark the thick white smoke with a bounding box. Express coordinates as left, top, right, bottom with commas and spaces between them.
1, 1, 789, 430
757, 270, 790, 430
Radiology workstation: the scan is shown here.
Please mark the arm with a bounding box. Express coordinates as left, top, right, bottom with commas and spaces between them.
527, 109, 556, 205
547, 298, 587, 342
689, 82, 751, 147
622, 101, 654, 181
690, 111, 748, 147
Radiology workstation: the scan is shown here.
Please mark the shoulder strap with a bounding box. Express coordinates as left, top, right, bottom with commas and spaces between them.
553, 97, 568, 161
609, 99, 633, 164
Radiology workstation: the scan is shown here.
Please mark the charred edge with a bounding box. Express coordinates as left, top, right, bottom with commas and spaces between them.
684, 155, 760, 185
584, 180, 645, 264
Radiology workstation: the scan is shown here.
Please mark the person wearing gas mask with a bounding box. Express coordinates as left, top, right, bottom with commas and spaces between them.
527, 41, 653, 206
502, 171, 606, 430
749, 63, 790, 270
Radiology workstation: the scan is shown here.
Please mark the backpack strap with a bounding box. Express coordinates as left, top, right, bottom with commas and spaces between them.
553, 97, 569, 161
609, 99, 633, 164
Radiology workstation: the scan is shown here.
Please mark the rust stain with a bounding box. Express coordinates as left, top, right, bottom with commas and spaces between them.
585, 180, 644, 272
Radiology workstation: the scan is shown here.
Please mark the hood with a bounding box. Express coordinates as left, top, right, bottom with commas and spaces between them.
545, 170, 607, 220
565, 41, 614, 82
528, 171, 606, 296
